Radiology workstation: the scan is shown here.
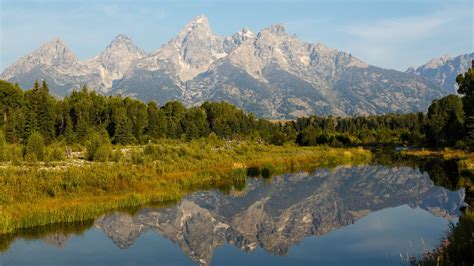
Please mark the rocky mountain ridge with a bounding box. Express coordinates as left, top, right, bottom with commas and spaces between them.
406, 53, 474, 94
1, 15, 462, 118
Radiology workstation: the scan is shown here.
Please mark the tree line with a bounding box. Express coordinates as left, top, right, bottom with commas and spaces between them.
0, 80, 286, 146
0, 62, 472, 156
294, 62, 473, 150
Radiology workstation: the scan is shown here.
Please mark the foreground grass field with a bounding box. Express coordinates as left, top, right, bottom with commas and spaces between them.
0, 139, 371, 235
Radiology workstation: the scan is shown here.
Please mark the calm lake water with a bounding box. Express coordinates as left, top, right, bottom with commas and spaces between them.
0, 162, 465, 266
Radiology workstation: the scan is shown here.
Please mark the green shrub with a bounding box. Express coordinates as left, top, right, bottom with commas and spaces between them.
24, 131, 45, 161
144, 142, 156, 156
24, 152, 38, 162
110, 150, 124, 162
4, 144, 22, 165
94, 145, 112, 162
46, 143, 65, 161
131, 150, 145, 165
85, 131, 111, 161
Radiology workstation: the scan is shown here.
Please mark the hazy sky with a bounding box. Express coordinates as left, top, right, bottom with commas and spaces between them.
1, 0, 473, 71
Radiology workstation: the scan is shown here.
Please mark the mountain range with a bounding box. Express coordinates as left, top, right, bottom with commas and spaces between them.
2, 15, 472, 118
41, 165, 463, 265
406, 53, 474, 94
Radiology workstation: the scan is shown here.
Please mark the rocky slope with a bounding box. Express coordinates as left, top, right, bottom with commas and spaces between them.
406, 53, 474, 94
1, 15, 451, 118
91, 165, 462, 265
1, 35, 146, 95
84, 35, 147, 92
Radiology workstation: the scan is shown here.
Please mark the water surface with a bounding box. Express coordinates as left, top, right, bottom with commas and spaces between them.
0, 164, 464, 265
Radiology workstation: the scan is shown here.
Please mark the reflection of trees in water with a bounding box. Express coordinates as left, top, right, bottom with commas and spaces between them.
381, 152, 474, 265
0, 219, 94, 253
372, 150, 465, 191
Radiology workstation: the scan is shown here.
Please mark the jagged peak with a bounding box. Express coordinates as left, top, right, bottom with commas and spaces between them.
313, 42, 338, 54
32, 37, 78, 62
261, 24, 286, 35
424, 54, 451, 69
190, 14, 209, 24
237, 28, 255, 38
89, 34, 147, 60
110, 34, 133, 45
184, 14, 210, 30
40, 37, 69, 50
174, 14, 214, 45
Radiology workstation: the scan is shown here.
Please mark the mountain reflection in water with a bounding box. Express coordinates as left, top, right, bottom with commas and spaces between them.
0, 164, 464, 266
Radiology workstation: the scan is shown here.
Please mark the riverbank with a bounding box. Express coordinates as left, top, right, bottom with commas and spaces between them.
402, 149, 474, 176
0, 139, 371, 235
402, 149, 474, 265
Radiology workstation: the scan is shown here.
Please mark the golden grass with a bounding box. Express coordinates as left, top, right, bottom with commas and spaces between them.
0, 140, 372, 235
402, 149, 474, 171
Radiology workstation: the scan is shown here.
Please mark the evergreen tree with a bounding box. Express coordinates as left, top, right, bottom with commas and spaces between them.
5, 109, 25, 143
426, 95, 464, 146
63, 114, 75, 144
182, 107, 209, 140
146, 101, 167, 139
124, 98, 148, 142
456, 60, 474, 150
0, 80, 23, 126
37, 80, 56, 143
75, 114, 89, 142
41, 80, 49, 94
113, 109, 134, 144
23, 80, 42, 139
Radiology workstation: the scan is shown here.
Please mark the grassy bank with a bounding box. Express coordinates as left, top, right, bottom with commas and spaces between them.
0, 139, 371, 235
402, 149, 474, 265
416, 209, 474, 266
402, 149, 474, 176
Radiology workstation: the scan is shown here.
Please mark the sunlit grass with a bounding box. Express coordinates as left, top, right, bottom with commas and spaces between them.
0, 139, 372, 234
402, 149, 474, 176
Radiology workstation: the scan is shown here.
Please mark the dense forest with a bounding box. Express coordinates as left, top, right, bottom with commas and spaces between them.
0, 62, 472, 161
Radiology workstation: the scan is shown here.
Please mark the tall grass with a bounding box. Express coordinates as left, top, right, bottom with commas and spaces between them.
0, 138, 371, 235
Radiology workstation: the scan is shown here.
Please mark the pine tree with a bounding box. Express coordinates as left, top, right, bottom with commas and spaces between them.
0, 80, 23, 127
456, 60, 474, 150
37, 80, 56, 143
146, 101, 167, 139
41, 80, 49, 94
23, 81, 41, 139
113, 110, 134, 145
64, 114, 75, 144
75, 114, 88, 142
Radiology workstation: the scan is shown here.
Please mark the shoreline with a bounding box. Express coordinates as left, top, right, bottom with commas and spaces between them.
0, 141, 371, 235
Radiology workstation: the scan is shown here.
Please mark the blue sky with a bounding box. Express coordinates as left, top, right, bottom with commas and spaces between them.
1, 0, 472, 71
